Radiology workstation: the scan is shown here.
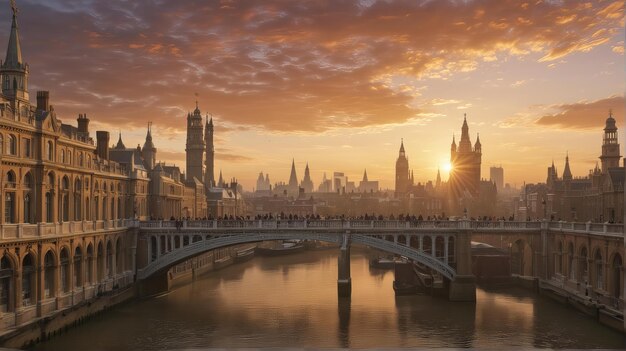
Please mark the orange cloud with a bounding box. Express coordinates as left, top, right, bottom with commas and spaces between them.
8, 0, 625, 134
535, 95, 625, 130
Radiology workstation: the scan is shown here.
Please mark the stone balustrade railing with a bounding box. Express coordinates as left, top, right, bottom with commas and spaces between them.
0, 218, 133, 240
134, 219, 624, 236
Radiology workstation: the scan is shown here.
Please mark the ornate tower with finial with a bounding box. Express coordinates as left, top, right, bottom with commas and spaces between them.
186, 101, 205, 182
1, 0, 28, 104
600, 110, 621, 173
449, 113, 482, 211
204, 114, 215, 189
562, 152, 572, 181
395, 139, 410, 197
142, 122, 156, 171
300, 162, 314, 193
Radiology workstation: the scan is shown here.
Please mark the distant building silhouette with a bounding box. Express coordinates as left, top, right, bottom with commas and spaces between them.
490, 166, 504, 191
395, 139, 410, 197
449, 114, 482, 213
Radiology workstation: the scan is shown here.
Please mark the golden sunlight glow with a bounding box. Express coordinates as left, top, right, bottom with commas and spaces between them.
443, 162, 453, 172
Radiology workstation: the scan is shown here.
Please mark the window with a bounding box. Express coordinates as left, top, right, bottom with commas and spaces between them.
23, 138, 30, 158
7, 135, 16, 155
47, 141, 53, 161
79, 153, 83, 167
23, 194, 31, 224
68, 151, 72, 165
4, 192, 15, 224
0, 134, 3, 154
5, 171, 15, 188
61, 149, 65, 163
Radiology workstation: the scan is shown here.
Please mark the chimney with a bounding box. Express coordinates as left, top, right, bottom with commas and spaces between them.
36, 91, 50, 111
96, 131, 110, 160
77, 113, 90, 134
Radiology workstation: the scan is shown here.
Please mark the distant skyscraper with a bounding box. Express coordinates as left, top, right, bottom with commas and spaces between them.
395, 139, 409, 197
489, 166, 504, 191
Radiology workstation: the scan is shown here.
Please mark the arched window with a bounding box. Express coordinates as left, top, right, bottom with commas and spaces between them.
4, 192, 15, 223
23, 172, 32, 189
86, 244, 94, 285
579, 246, 588, 283
0, 255, 13, 312
595, 249, 603, 290
44, 251, 55, 298
97, 242, 104, 282
48, 172, 55, 189
106, 241, 113, 278
23, 193, 31, 224
74, 247, 82, 288
60, 248, 70, 293
62, 176, 69, 191
68, 151, 72, 165
74, 179, 82, 220
5, 170, 15, 188
568, 243, 575, 280
47, 141, 54, 161
60, 149, 65, 163
45, 192, 53, 223
612, 254, 622, 299
21, 253, 35, 306
115, 238, 123, 274
7, 135, 16, 155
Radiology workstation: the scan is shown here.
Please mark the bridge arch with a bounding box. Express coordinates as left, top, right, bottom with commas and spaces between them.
138, 232, 457, 281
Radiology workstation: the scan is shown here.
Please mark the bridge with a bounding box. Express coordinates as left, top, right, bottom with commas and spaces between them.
134, 219, 574, 301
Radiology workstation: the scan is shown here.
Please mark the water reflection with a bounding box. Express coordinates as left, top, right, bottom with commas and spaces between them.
32, 250, 625, 350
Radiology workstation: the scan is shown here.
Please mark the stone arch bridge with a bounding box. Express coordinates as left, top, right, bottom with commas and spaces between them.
135, 219, 553, 301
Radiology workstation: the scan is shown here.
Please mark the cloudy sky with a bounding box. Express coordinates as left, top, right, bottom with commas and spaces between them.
7, 0, 625, 190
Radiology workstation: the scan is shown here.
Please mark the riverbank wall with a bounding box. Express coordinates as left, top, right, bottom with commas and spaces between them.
511, 275, 624, 333
0, 285, 136, 349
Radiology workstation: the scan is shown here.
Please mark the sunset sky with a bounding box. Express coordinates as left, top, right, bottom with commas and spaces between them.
7, 0, 625, 190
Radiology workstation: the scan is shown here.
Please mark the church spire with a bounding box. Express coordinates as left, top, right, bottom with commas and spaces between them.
288, 158, 298, 188
115, 131, 126, 150
2, 0, 28, 101
5, 0, 22, 68
563, 152, 572, 181
363, 169, 368, 182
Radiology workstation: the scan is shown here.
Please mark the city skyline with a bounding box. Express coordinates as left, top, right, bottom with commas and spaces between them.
5, 0, 624, 190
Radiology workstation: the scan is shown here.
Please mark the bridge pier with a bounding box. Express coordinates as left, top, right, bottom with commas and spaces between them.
449, 226, 476, 301
338, 233, 351, 298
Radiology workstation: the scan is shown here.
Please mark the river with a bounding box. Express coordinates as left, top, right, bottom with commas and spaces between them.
33, 249, 625, 349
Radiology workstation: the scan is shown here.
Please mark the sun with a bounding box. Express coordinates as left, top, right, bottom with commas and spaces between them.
443, 162, 453, 172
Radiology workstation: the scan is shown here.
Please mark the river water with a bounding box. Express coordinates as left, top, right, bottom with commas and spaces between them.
33, 249, 625, 350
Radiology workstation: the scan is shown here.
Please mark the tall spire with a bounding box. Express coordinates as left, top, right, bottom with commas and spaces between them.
288, 158, 298, 188
459, 113, 472, 152
5, 0, 22, 68
2, 0, 29, 101
563, 152, 572, 181
399, 138, 405, 155
363, 169, 368, 182
115, 131, 126, 149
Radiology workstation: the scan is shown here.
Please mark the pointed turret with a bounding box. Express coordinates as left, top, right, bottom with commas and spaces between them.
204, 113, 215, 189
288, 159, 298, 188
1, 0, 29, 101
600, 109, 621, 172
458, 113, 472, 153
362, 169, 368, 182
218, 170, 224, 187
399, 138, 405, 156
474, 133, 482, 153
562, 152, 572, 181
300, 162, 314, 193
436, 168, 441, 187
115, 132, 126, 150
451, 134, 457, 152
142, 123, 156, 170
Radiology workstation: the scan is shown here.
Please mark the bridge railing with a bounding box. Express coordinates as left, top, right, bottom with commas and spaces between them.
133, 219, 624, 236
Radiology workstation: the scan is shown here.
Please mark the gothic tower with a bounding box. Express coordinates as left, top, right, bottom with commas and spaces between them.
204, 115, 215, 189
142, 123, 156, 171
301, 162, 314, 193
288, 159, 298, 195
395, 139, 409, 197
1, 2, 28, 103
600, 110, 621, 173
185, 102, 205, 182
449, 114, 482, 203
